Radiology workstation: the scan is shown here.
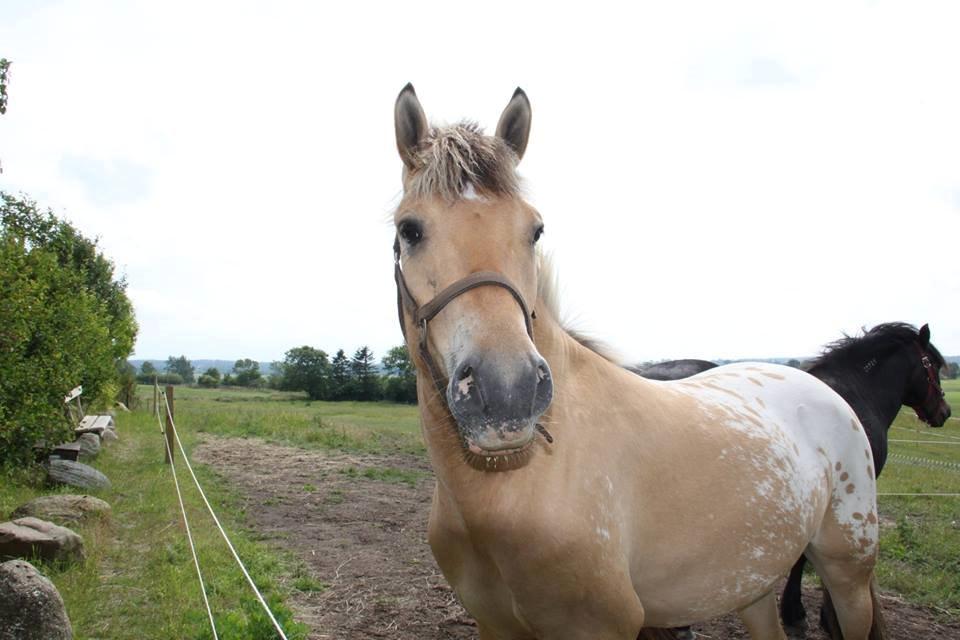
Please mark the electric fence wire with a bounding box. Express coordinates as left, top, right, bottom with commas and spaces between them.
160, 389, 290, 640
154, 389, 219, 639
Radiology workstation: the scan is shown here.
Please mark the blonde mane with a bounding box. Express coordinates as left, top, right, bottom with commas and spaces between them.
403, 122, 521, 201
536, 252, 622, 364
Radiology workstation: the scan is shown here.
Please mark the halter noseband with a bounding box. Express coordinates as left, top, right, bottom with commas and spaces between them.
393, 237, 534, 400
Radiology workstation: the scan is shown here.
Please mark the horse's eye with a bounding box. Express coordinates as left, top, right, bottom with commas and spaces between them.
399, 220, 423, 246
533, 225, 545, 244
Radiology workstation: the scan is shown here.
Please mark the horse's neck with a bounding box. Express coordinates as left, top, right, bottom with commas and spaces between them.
415, 304, 621, 491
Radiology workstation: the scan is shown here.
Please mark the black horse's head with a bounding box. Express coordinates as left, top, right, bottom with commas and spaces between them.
905, 324, 951, 427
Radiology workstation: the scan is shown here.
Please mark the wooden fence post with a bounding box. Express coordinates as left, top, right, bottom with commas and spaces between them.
153, 379, 159, 422
164, 385, 175, 463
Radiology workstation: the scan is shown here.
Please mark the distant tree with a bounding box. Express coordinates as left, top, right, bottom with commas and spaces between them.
232, 359, 262, 387
946, 362, 959, 380
165, 355, 195, 383
140, 361, 157, 376
330, 349, 351, 400
381, 345, 417, 403
786, 359, 802, 369
197, 367, 221, 388
351, 346, 380, 401
221, 373, 236, 386
279, 346, 330, 400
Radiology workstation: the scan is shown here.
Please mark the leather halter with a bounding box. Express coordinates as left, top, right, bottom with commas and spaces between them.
393, 237, 534, 399
912, 343, 944, 424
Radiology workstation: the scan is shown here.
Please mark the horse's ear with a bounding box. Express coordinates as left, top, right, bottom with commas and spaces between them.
918, 324, 931, 346
496, 87, 532, 161
395, 83, 428, 170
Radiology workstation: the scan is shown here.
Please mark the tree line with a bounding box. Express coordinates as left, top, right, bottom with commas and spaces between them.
136, 345, 418, 403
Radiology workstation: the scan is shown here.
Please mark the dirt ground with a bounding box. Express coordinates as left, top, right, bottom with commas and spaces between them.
194, 437, 960, 640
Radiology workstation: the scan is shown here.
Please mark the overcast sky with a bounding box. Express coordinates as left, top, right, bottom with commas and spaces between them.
2, 0, 958, 364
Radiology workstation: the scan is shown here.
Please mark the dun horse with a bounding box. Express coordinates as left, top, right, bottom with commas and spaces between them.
390, 84, 886, 640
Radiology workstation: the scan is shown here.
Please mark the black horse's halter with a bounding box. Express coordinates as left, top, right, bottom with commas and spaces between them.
912, 343, 945, 424
393, 237, 534, 399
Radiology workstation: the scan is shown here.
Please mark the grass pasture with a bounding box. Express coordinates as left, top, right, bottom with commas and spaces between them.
874, 378, 960, 615
1, 380, 957, 638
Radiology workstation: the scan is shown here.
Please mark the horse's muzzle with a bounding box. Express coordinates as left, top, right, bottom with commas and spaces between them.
447, 353, 553, 453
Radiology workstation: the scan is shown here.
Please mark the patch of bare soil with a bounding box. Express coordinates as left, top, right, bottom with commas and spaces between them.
194, 437, 960, 640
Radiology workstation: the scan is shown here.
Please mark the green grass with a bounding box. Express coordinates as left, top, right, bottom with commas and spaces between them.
0, 400, 311, 639
339, 465, 426, 487
874, 377, 960, 615
153, 385, 423, 455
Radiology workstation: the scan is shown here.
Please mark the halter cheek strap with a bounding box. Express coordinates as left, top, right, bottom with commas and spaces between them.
393, 236, 534, 399
911, 343, 944, 423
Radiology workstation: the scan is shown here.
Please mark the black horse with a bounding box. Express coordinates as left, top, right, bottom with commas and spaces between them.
635, 323, 952, 638
779, 322, 951, 633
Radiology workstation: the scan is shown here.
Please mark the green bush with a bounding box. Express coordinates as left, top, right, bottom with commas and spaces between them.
0, 192, 137, 466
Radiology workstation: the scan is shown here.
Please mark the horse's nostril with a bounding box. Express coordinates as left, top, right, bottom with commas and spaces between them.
459, 365, 473, 381
537, 364, 549, 383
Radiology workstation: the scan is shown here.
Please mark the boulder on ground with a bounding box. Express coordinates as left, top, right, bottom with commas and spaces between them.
0, 559, 73, 639
11, 495, 111, 526
100, 428, 118, 444
0, 517, 84, 564
76, 433, 100, 460
46, 459, 110, 491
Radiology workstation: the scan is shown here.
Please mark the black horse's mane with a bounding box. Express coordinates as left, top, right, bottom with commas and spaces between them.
807, 322, 944, 372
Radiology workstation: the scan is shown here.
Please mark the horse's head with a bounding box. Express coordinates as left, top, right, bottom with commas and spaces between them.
392, 84, 553, 470
905, 324, 951, 427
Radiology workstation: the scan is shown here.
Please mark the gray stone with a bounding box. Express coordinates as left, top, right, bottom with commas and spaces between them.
76, 433, 100, 460
100, 428, 118, 444
0, 518, 84, 564
0, 559, 73, 640
46, 459, 110, 491
11, 495, 111, 526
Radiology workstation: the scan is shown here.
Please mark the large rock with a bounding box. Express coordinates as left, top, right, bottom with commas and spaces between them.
11, 495, 111, 526
0, 518, 84, 564
100, 428, 118, 444
46, 459, 110, 491
76, 433, 100, 460
0, 559, 73, 639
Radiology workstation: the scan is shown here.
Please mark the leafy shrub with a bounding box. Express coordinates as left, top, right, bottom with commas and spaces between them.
0, 193, 137, 466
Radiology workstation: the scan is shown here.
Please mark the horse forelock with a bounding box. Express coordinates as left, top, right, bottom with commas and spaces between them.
403, 122, 521, 202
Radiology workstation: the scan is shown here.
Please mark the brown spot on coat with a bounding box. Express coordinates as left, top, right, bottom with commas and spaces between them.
840, 472, 849, 482
867, 466, 873, 477
835, 462, 842, 471
755, 397, 766, 408
867, 512, 877, 524
851, 419, 859, 432
845, 484, 855, 494
852, 512, 864, 520
748, 377, 763, 386
761, 372, 786, 380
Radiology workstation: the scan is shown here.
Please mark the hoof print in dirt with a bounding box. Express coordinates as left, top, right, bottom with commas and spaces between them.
0, 559, 73, 639
0, 517, 84, 565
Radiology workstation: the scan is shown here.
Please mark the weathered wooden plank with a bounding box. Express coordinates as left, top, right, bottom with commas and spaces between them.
50, 442, 81, 462
63, 386, 83, 403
